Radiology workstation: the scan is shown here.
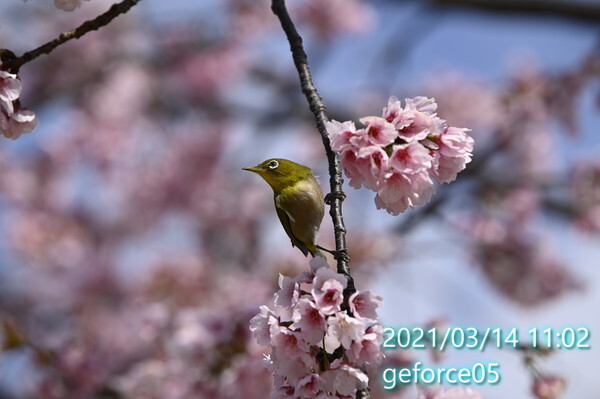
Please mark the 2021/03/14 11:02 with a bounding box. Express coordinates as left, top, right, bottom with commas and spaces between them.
381, 326, 592, 351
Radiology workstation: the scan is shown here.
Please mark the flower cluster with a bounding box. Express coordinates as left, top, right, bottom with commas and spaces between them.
250, 257, 383, 398
454, 186, 580, 306
532, 375, 566, 399
0, 69, 37, 140
327, 96, 473, 215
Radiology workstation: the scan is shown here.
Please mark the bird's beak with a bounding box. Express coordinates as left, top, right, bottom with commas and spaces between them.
242, 165, 260, 173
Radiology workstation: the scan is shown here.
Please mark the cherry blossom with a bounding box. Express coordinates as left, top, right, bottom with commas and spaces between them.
323, 362, 369, 396
347, 325, 383, 365
474, 225, 579, 305
532, 375, 566, 399
360, 116, 397, 147
329, 120, 364, 154
312, 267, 348, 315
0, 2, 593, 398
0, 69, 37, 139
270, 325, 311, 359
0, 70, 22, 111
327, 96, 473, 214
326, 311, 365, 350
292, 298, 327, 345
455, 185, 581, 305
390, 142, 433, 174
250, 259, 383, 397
348, 290, 383, 322
250, 305, 279, 346
275, 274, 300, 308
295, 373, 323, 398
2, 108, 38, 140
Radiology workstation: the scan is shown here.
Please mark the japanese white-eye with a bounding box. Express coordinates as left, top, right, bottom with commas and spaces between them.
243, 158, 324, 257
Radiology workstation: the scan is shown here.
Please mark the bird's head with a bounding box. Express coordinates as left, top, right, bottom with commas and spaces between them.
243, 158, 314, 193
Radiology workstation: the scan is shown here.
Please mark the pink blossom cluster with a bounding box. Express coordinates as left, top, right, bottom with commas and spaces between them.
327, 96, 473, 215
454, 187, 580, 306
532, 375, 566, 399
0, 68, 37, 140
250, 257, 383, 398
54, 0, 90, 12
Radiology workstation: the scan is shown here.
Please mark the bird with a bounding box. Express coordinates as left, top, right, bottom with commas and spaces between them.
243, 158, 324, 257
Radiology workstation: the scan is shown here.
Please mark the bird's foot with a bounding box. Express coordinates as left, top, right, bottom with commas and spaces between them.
335, 249, 350, 264
317, 246, 350, 263
324, 191, 346, 205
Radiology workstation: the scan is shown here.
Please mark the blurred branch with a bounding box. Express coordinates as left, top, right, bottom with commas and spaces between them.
431, 0, 600, 22
396, 192, 447, 234
0, 0, 142, 74
395, 134, 508, 234
270, 0, 355, 292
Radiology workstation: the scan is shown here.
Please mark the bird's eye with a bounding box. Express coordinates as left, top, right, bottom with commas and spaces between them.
268, 160, 279, 170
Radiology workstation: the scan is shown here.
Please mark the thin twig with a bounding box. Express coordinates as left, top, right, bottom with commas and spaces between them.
431, 0, 600, 22
270, 0, 355, 294
1, 0, 142, 74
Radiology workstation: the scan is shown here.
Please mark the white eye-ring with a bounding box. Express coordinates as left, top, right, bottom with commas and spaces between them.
268, 160, 279, 170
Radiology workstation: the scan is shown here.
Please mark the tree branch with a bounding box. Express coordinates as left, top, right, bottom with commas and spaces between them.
270, 0, 355, 294
1, 0, 142, 74
431, 0, 600, 22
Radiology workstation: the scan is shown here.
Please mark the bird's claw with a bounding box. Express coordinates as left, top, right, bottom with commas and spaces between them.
316, 246, 350, 263
332, 249, 350, 264
324, 191, 346, 205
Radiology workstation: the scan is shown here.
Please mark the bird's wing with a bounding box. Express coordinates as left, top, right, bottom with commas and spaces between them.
274, 194, 310, 256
